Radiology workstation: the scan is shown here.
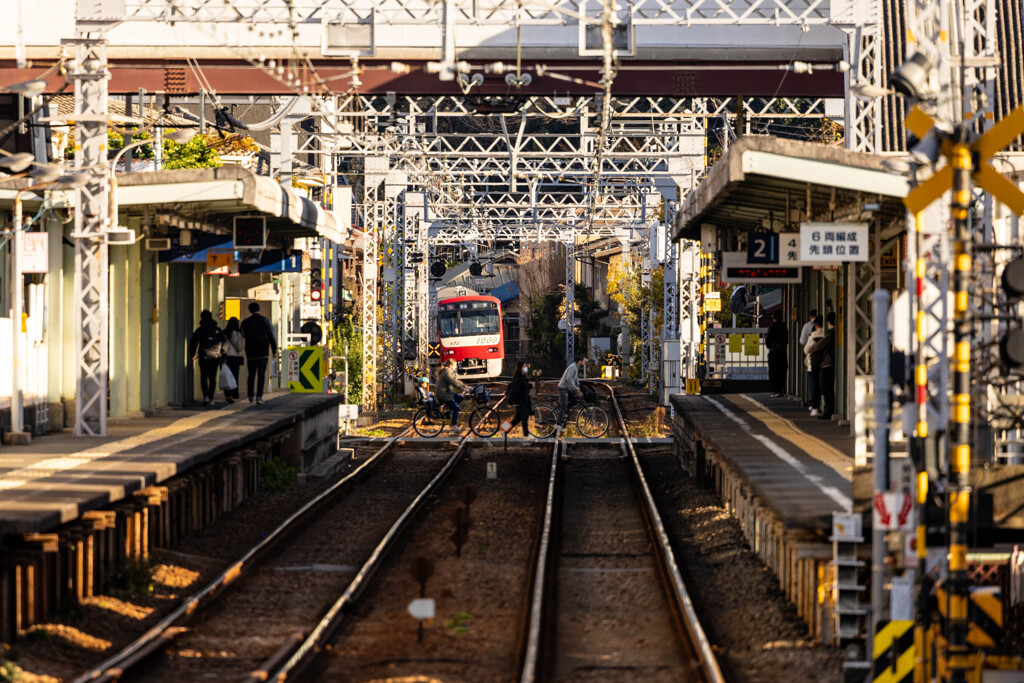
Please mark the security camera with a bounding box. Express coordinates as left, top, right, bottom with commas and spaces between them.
889, 52, 933, 100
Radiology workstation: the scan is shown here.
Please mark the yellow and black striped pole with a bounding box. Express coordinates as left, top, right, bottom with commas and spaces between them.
911, 210, 931, 683
946, 139, 973, 683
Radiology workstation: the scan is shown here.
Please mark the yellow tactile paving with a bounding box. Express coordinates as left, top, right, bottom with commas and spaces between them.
731, 394, 853, 480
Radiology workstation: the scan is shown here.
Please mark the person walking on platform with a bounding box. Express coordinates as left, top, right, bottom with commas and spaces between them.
436, 359, 468, 433
222, 317, 244, 404
241, 302, 277, 404
807, 312, 837, 420
804, 315, 824, 416
765, 310, 788, 397
188, 310, 226, 406
505, 360, 534, 438
798, 309, 818, 407
556, 357, 585, 433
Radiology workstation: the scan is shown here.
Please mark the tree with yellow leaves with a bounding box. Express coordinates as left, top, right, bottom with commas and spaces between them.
607, 255, 664, 381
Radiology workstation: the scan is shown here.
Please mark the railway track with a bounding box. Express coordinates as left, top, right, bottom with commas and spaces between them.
72, 384, 719, 682
71, 426, 468, 683
518, 386, 724, 682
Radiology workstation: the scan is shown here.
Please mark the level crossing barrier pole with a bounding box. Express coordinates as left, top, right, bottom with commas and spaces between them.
870, 289, 891, 653
947, 135, 974, 683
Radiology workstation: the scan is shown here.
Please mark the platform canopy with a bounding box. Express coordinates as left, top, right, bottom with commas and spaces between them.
672, 136, 909, 242
0, 165, 349, 246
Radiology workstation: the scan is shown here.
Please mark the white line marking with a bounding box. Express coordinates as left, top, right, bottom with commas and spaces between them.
703, 396, 851, 512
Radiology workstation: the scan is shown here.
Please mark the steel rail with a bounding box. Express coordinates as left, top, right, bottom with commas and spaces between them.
265, 431, 475, 682
517, 383, 725, 682
71, 425, 415, 683
605, 384, 726, 683
518, 431, 563, 683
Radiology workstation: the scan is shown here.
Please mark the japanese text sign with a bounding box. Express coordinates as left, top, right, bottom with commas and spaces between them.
22, 232, 48, 273
799, 223, 868, 263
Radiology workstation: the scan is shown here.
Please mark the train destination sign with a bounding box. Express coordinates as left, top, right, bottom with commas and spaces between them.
720, 252, 802, 284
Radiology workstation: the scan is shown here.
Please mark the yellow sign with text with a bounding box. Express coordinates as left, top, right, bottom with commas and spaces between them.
285, 346, 324, 393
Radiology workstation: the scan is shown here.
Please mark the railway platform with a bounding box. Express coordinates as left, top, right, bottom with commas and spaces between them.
670, 392, 854, 643
0, 392, 343, 642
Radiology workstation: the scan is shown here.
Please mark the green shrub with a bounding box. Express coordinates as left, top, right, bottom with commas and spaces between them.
260, 457, 298, 493
108, 558, 155, 596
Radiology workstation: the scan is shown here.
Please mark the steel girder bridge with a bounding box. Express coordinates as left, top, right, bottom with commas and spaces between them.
4, 0, 885, 425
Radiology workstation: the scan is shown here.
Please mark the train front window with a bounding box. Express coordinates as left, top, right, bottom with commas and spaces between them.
460, 309, 499, 335
439, 310, 460, 337
438, 302, 499, 337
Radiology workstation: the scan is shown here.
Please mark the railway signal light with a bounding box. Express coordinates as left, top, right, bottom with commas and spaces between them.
309, 269, 323, 302
999, 257, 1024, 369
430, 261, 446, 278
469, 261, 483, 276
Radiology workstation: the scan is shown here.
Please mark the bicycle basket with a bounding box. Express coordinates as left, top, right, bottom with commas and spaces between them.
471, 384, 490, 404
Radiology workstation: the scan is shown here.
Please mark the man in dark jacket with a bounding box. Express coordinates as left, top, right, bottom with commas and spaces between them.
765, 310, 788, 397
806, 312, 836, 419
240, 302, 278, 404
436, 359, 468, 431
188, 310, 225, 405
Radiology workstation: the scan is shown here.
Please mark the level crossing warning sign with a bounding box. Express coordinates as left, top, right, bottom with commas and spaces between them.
872, 620, 913, 683
286, 346, 324, 393
428, 342, 441, 359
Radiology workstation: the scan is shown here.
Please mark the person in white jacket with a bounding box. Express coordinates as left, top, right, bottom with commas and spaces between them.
803, 315, 825, 416
222, 317, 244, 404
798, 309, 818, 408
556, 357, 584, 431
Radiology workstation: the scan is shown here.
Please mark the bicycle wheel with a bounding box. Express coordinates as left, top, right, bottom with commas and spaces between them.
413, 407, 445, 437
469, 404, 502, 437
576, 405, 609, 438
529, 405, 558, 438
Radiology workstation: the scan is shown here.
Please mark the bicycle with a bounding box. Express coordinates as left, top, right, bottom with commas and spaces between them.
529, 392, 610, 439
412, 393, 511, 438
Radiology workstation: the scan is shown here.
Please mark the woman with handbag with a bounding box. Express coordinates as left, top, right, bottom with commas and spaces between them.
221, 317, 244, 403
188, 310, 226, 406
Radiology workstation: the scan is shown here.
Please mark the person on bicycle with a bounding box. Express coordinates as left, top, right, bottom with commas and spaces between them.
416, 376, 437, 417
436, 359, 468, 433
556, 357, 585, 432
505, 360, 534, 438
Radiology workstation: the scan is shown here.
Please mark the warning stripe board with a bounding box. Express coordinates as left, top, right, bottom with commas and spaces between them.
935, 586, 1004, 648
873, 620, 914, 683
286, 346, 324, 394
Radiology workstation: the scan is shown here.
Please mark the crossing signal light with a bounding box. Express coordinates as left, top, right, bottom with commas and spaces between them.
999, 257, 1024, 369
309, 269, 323, 302
469, 261, 483, 276
430, 261, 446, 278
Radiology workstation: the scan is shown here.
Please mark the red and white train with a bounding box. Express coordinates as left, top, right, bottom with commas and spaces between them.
436, 294, 505, 378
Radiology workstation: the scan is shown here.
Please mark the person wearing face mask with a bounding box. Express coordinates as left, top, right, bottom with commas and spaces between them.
505, 360, 535, 438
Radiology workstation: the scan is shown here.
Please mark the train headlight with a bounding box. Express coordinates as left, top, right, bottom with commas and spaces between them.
446, 350, 455, 355
487, 347, 498, 353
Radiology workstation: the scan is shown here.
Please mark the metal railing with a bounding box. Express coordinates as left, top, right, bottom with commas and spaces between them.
703, 327, 769, 381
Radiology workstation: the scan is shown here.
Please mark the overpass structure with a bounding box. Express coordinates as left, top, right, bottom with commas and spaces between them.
5, 0, 879, 422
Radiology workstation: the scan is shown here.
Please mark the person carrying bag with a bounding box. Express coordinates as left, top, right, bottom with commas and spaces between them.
221, 317, 244, 403
219, 362, 238, 393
